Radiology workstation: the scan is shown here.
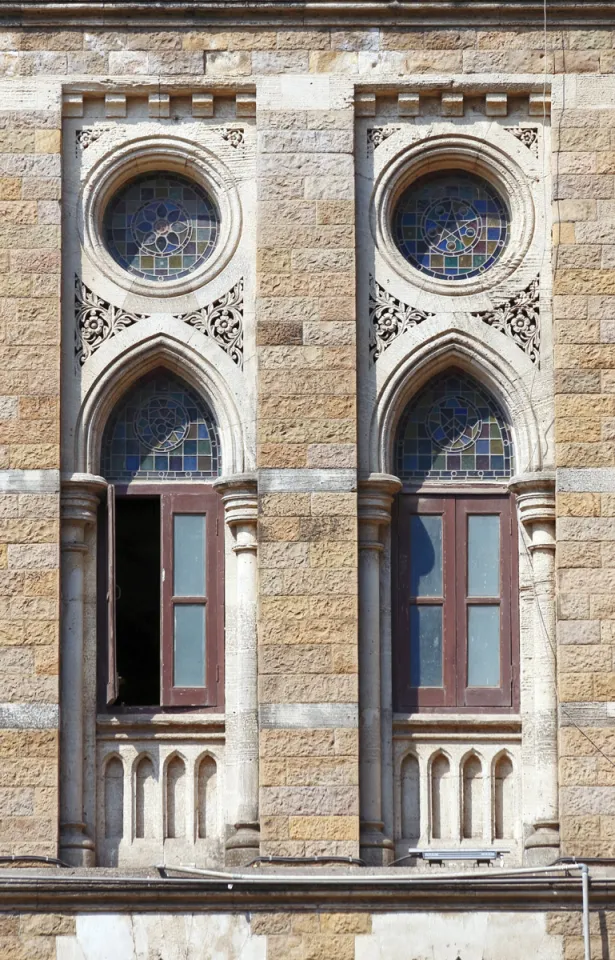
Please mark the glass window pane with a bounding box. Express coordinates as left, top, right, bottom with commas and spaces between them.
410, 515, 443, 597
410, 605, 443, 687
468, 514, 500, 597
174, 514, 206, 597
467, 605, 500, 687
174, 604, 206, 688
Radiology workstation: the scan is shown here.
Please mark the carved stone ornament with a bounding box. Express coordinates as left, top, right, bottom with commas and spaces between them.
75, 128, 109, 150
367, 127, 400, 148
472, 277, 540, 365
75, 276, 245, 369
222, 127, 244, 148
505, 126, 539, 156
369, 276, 434, 361
75, 276, 145, 366
177, 279, 244, 369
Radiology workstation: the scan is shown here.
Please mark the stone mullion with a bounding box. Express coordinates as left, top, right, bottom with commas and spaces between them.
255, 78, 359, 857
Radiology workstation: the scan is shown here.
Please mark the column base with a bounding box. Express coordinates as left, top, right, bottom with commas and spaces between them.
59, 822, 95, 867
225, 821, 260, 867
360, 821, 395, 866
524, 820, 560, 866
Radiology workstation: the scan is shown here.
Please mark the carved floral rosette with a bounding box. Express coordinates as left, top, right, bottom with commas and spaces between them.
74, 277, 145, 366
472, 277, 540, 366
177, 279, 244, 369
369, 276, 434, 360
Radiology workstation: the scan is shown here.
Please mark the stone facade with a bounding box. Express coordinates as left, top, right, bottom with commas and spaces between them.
0, 1, 614, 957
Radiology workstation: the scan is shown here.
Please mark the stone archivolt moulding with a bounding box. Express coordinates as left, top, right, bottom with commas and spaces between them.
370, 275, 540, 365
75, 275, 245, 369
369, 275, 434, 361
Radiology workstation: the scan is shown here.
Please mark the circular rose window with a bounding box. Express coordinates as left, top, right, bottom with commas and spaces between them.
392, 171, 509, 281
103, 172, 219, 282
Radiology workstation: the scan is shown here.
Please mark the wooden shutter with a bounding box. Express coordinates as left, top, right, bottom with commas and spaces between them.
106, 483, 119, 706
160, 489, 223, 708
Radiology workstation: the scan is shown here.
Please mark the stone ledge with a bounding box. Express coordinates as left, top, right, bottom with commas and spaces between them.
0, 868, 600, 912
3, 1, 615, 27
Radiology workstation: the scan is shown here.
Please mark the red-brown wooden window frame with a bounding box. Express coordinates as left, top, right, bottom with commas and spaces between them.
394, 491, 518, 713
99, 483, 224, 712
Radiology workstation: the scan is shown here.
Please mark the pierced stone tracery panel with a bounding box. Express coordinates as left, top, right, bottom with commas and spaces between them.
75, 276, 244, 368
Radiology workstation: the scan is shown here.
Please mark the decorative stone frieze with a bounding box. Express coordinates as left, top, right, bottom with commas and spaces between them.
178, 279, 245, 369
369, 276, 434, 361
472, 277, 540, 365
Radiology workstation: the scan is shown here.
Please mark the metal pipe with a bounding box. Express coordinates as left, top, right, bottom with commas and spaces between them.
580, 862, 591, 960
157, 862, 586, 886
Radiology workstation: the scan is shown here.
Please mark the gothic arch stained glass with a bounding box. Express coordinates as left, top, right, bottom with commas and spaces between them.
101, 373, 221, 482
393, 171, 509, 281
396, 372, 513, 482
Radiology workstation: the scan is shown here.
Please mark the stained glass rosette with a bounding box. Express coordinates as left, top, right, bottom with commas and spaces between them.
102, 374, 221, 481
396, 372, 513, 482
393, 172, 509, 281
104, 173, 219, 282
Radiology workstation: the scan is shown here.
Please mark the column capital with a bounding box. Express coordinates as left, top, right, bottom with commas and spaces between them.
358, 473, 402, 528
214, 473, 258, 530
509, 472, 555, 551
61, 474, 107, 531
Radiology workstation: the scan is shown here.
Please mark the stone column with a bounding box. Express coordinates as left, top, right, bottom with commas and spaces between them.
214, 474, 260, 865
358, 474, 401, 865
59, 474, 106, 867
510, 473, 559, 864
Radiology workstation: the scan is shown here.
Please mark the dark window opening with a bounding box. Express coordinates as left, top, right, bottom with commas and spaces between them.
115, 497, 160, 707
99, 485, 224, 713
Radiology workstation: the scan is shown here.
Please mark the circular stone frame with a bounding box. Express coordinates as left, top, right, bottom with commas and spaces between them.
371, 134, 535, 298
79, 136, 242, 299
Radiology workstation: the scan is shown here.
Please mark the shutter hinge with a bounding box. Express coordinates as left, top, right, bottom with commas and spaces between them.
216, 664, 220, 682
216, 516, 219, 536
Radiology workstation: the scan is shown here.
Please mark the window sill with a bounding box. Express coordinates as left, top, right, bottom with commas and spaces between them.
96, 712, 225, 740
393, 713, 522, 736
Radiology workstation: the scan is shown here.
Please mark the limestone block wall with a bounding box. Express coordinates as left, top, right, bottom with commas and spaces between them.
553, 74, 615, 858
255, 76, 359, 857
0, 77, 62, 857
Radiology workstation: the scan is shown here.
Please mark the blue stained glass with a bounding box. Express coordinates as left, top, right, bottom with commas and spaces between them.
396, 371, 513, 483
104, 172, 219, 283
393, 172, 509, 281
101, 373, 221, 482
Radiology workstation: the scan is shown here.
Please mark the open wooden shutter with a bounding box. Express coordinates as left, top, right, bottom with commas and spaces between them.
106, 483, 118, 705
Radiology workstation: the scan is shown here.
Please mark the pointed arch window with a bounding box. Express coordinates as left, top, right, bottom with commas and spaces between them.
394, 371, 518, 712
99, 371, 223, 712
